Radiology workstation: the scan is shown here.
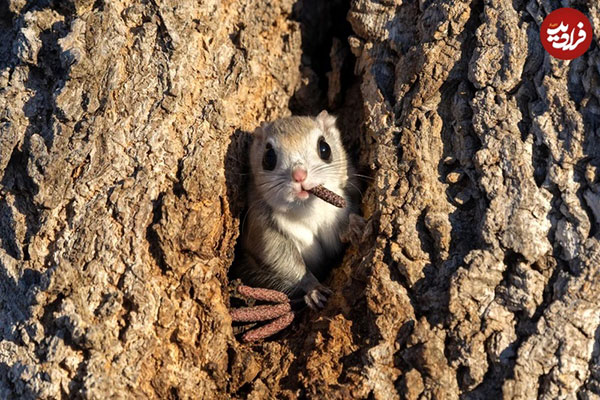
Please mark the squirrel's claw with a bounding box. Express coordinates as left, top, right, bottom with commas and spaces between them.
304, 284, 332, 310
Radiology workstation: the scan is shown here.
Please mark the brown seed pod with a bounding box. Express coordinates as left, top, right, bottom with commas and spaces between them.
308, 185, 346, 208
230, 303, 292, 322
237, 285, 289, 303
242, 312, 295, 342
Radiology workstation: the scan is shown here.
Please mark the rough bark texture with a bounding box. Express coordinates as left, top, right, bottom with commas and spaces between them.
0, 0, 599, 399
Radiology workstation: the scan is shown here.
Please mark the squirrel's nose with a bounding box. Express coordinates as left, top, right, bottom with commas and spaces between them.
292, 167, 307, 183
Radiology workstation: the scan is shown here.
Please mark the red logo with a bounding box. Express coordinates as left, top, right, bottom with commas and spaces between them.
540, 8, 593, 60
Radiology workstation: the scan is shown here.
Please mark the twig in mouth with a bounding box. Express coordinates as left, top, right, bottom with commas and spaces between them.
308, 185, 346, 208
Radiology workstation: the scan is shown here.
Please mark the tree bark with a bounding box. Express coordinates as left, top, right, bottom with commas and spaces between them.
0, 0, 599, 399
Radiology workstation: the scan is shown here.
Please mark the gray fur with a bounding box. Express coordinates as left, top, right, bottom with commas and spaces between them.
232, 112, 360, 306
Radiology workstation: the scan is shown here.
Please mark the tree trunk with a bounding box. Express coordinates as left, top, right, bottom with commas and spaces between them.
0, 0, 599, 399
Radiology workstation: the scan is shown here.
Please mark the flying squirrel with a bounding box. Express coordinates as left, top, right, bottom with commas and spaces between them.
231, 111, 365, 309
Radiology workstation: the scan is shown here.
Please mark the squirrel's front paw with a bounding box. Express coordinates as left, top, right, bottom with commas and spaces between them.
304, 284, 333, 310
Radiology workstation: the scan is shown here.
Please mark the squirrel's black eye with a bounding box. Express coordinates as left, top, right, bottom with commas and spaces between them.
262, 144, 277, 171
318, 136, 331, 162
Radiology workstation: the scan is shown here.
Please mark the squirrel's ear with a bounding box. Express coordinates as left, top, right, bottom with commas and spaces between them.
316, 110, 337, 131
252, 122, 270, 139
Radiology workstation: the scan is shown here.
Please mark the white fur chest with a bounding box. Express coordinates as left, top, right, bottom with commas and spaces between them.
273, 198, 346, 268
